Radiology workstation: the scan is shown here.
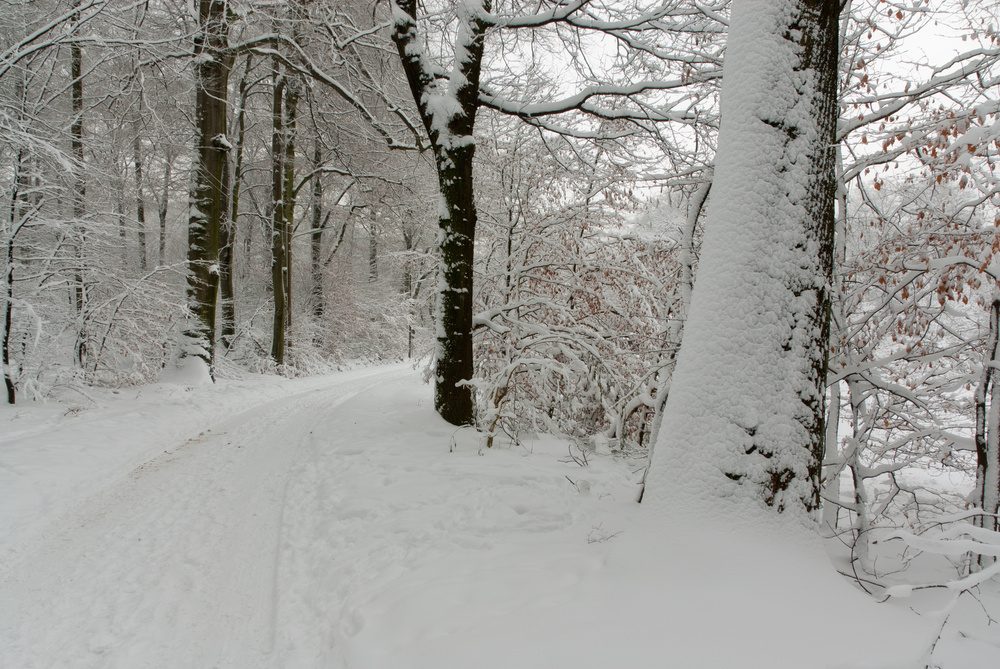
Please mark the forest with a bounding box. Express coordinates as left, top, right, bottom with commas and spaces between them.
3, 0, 1000, 626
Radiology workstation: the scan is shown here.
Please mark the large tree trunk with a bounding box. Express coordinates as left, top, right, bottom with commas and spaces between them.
183, 0, 231, 376
270, 62, 287, 365
70, 3, 87, 370
392, 0, 491, 426
644, 0, 840, 516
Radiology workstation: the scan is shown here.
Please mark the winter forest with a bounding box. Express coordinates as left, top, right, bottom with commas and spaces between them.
3, 0, 1000, 667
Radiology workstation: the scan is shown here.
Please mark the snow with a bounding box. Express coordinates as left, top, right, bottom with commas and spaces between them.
644, 0, 836, 513
2, 365, 998, 667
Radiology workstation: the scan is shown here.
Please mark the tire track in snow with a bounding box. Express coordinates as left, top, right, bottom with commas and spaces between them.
266, 375, 603, 668
0, 366, 409, 669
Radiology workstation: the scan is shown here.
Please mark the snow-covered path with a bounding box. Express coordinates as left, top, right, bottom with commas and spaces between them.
0, 367, 630, 668
2, 366, 995, 668
1, 367, 413, 667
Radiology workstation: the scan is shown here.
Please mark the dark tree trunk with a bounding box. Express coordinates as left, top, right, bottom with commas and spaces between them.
282, 79, 298, 332
71, 3, 87, 369
184, 0, 231, 375
158, 156, 170, 267
392, 0, 491, 426
270, 62, 287, 365
310, 140, 325, 322
133, 119, 147, 272
218, 131, 234, 349
433, 144, 478, 425
974, 299, 1000, 541
368, 219, 378, 283
3, 148, 23, 404
5, 75, 29, 404
3, 229, 13, 404
220, 54, 252, 348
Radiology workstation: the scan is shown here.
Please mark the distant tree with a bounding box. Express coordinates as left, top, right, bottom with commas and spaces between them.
391, 0, 722, 425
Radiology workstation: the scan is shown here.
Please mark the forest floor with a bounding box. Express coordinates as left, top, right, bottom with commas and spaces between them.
1, 363, 998, 668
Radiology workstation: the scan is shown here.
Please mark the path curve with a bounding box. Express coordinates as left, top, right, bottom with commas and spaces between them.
0, 365, 410, 669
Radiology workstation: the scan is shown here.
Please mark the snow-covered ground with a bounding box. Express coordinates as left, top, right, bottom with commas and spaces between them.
1, 365, 998, 668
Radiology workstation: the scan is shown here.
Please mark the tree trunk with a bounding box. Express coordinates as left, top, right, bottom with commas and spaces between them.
158, 156, 170, 267
392, 0, 491, 426
845, 375, 873, 572
218, 130, 234, 349
270, 62, 287, 365
310, 140, 325, 322
71, 3, 87, 369
282, 79, 298, 332
116, 178, 127, 266
2, 228, 13, 404
640, 176, 711, 502
133, 143, 147, 271
5, 74, 29, 404
221, 54, 252, 348
821, 143, 850, 533
3, 148, 24, 404
644, 0, 841, 515
368, 220, 378, 283
974, 298, 1000, 542
183, 0, 231, 376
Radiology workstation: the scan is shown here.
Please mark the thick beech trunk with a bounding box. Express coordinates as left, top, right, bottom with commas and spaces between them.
183, 0, 231, 375
644, 0, 841, 515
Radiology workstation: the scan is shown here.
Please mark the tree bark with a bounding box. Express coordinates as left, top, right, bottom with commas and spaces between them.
310, 140, 325, 322
282, 78, 298, 332
218, 127, 234, 349
974, 298, 1000, 541
392, 0, 491, 426
226, 53, 252, 340
368, 218, 378, 283
644, 0, 841, 515
183, 0, 231, 375
133, 117, 147, 272
70, 2, 87, 369
3, 148, 23, 404
270, 62, 287, 365
158, 156, 170, 267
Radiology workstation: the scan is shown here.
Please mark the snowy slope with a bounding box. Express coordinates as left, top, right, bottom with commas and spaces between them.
1, 366, 997, 668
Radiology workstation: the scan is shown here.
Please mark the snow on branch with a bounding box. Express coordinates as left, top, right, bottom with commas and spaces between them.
239, 35, 417, 150
479, 77, 720, 122
878, 519, 1000, 598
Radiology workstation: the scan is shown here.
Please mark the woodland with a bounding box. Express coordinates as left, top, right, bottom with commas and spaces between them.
3, 0, 1000, 579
